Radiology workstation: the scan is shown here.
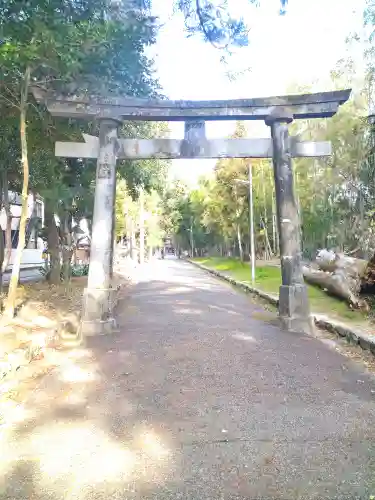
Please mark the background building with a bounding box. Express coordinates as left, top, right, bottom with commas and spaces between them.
0, 192, 44, 270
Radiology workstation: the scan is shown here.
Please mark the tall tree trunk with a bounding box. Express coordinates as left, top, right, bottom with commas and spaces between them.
61, 210, 73, 282
44, 199, 61, 284
260, 162, 272, 259
0, 171, 4, 294
2, 169, 13, 274
130, 217, 136, 260
237, 223, 243, 261
5, 66, 31, 319
139, 187, 144, 265
261, 217, 273, 259
0, 224, 3, 298
190, 218, 195, 257
272, 188, 279, 255
25, 191, 38, 249
125, 215, 131, 256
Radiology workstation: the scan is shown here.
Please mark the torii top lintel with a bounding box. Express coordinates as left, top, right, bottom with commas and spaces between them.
31, 87, 351, 122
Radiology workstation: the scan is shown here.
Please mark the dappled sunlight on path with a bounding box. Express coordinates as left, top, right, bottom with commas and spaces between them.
2, 258, 375, 498
0, 343, 174, 499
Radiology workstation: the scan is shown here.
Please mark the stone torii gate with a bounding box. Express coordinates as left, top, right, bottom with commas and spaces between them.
32, 88, 350, 336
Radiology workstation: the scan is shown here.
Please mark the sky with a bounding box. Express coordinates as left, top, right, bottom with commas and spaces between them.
148, 0, 367, 186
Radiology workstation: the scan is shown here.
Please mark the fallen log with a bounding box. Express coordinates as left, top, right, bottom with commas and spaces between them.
302, 249, 375, 310
316, 249, 368, 277
302, 266, 366, 309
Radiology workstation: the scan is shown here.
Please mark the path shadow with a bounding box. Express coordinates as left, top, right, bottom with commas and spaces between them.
2, 260, 375, 498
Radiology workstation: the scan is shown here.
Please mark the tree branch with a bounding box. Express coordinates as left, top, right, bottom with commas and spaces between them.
0, 91, 20, 110
195, 0, 230, 50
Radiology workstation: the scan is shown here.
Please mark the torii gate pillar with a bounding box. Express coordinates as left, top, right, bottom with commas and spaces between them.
81, 119, 119, 336
266, 110, 312, 333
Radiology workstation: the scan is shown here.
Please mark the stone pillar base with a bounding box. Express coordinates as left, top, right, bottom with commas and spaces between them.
278, 284, 314, 334
80, 317, 117, 337
80, 287, 118, 336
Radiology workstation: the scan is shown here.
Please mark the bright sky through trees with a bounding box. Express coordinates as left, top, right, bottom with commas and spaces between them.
149, 0, 366, 185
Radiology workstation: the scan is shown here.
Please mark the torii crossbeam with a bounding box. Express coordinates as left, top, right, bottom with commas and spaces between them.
32, 87, 350, 121
55, 132, 331, 160
32, 87, 351, 337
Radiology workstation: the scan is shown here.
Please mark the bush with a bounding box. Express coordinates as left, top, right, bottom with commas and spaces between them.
71, 264, 89, 277
39, 263, 89, 280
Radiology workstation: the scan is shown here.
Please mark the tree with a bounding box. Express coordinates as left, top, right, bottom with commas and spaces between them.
176, 0, 288, 48
144, 190, 165, 256
0, 112, 22, 289
115, 179, 166, 261
160, 181, 189, 245
118, 121, 170, 197
160, 83, 373, 265
0, 0, 160, 315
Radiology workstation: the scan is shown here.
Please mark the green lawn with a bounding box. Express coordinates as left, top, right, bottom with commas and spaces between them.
193, 257, 368, 325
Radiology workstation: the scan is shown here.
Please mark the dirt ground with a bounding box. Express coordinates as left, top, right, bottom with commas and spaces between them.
0, 277, 88, 427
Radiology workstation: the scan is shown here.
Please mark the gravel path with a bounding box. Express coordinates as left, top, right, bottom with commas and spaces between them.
1, 258, 375, 499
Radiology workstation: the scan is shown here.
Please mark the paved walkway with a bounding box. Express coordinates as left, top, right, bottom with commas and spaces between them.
1, 258, 375, 499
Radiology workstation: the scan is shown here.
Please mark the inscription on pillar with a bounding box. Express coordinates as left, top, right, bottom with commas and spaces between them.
181, 120, 207, 157
98, 162, 111, 179
98, 149, 115, 179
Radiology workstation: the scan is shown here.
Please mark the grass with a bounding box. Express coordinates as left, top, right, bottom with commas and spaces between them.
193, 257, 371, 326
